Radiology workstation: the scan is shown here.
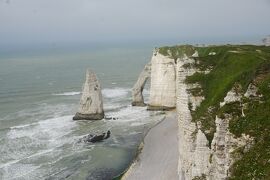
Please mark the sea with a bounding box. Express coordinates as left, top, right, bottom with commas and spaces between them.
0, 45, 165, 180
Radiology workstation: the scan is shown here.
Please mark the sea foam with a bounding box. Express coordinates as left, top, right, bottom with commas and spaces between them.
102, 88, 130, 98
52, 92, 81, 96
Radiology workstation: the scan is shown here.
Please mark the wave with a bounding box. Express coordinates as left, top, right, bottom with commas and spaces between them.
10, 122, 38, 130
106, 106, 148, 122
52, 92, 81, 96
0, 148, 54, 169
52, 88, 130, 98
2, 115, 77, 169
7, 115, 76, 140
102, 88, 130, 98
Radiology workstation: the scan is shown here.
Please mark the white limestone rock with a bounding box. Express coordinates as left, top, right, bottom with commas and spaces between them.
189, 96, 205, 111
210, 116, 230, 179
220, 86, 242, 107
209, 116, 253, 179
148, 51, 176, 110
244, 83, 259, 98
192, 129, 211, 177
191, 51, 199, 57
176, 55, 200, 179
132, 62, 151, 106
208, 52, 216, 56
187, 83, 204, 111
73, 69, 104, 120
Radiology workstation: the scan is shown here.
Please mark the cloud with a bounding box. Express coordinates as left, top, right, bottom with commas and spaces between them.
0, 0, 270, 46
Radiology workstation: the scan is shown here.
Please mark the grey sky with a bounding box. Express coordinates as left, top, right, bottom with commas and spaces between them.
0, 0, 270, 46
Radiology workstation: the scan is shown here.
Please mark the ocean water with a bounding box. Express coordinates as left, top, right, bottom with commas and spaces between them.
0, 46, 164, 179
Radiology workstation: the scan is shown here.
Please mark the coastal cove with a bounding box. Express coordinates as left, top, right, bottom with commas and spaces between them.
0, 46, 166, 179
1, 0, 269, 179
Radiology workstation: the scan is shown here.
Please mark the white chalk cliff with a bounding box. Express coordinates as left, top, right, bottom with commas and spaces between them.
148, 50, 176, 110
132, 62, 151, 106
175, 52, 253, 180
141, 49, 254, 179
73, 69, 104, 120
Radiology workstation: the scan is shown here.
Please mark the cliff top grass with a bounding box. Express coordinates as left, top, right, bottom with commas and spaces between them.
188, 46, 269, 139
158, 45, 195, 59
158, 44, 270, 179
188, 45, 270, 139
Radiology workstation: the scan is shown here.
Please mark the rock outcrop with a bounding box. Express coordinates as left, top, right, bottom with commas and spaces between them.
73, 69, 104, 120
148, 50, 176, 110
219, 85, 242, 107
132, 62, 151, 106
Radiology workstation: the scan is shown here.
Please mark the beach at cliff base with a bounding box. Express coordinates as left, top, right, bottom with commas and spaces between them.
122, 111, 179, 180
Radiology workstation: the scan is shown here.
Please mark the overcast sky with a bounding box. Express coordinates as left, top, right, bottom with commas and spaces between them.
0, 0, 270, 47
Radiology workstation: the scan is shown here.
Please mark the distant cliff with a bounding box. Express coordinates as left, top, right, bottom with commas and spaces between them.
262, 35, 270, 46
144, 44, 270, 179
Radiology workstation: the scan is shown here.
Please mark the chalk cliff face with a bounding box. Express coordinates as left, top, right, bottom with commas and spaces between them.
175, 52, 253, 180
132, 62, 151, 106
133, 45, 269, 179
145, 45, 263, 180
73, 69, 104, 120
148, 50, 176, 110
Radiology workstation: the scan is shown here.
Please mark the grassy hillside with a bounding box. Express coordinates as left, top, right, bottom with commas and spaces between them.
159, 45, 270, 179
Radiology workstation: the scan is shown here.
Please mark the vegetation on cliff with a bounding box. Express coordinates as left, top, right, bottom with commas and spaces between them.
158, 45, 195, 59
229, 74, 270, 179
159, 44, 270, 179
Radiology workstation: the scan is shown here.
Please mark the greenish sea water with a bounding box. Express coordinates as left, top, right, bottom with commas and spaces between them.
0, 46, 164, 179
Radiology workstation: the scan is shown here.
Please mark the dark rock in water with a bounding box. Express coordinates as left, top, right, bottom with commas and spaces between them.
88, 133, 106, 143
79, 130, 111, 143
104, 116, 118, 120
131, 101, 147, 106
73, 112, 104, 120
147, 105, 175, 111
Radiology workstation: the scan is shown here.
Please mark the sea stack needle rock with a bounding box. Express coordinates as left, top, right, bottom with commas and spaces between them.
73, 69, 104, 120
132, 62, 151, 106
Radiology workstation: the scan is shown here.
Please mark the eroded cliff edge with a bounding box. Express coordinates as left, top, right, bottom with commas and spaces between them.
150, 45, 270, 180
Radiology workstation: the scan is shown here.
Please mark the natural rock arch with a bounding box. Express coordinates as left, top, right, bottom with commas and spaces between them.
131, 62, 151, 106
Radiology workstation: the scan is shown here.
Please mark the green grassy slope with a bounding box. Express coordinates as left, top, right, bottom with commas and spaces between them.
159, 45, 270, 179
